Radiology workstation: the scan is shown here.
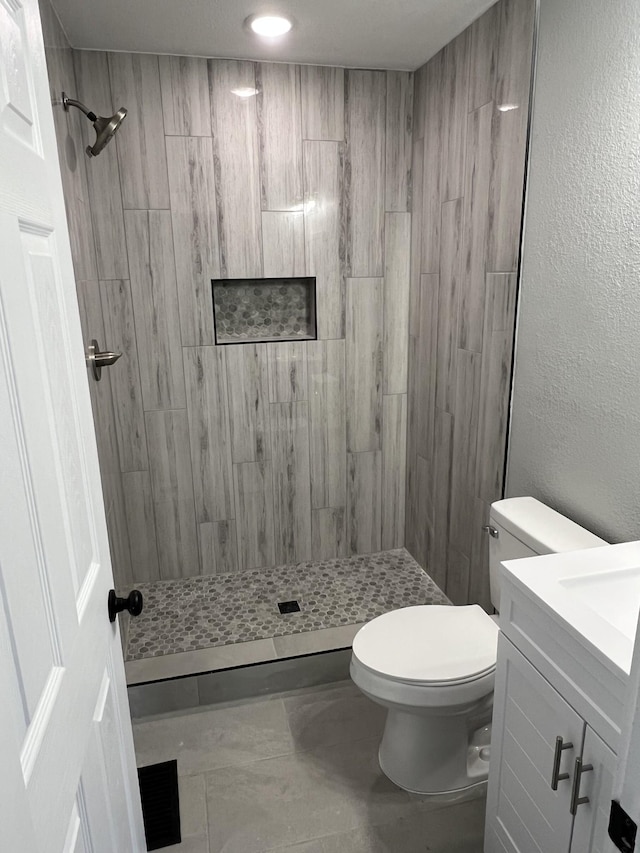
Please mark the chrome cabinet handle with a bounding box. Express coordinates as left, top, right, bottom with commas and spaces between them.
483, 525, 499, 538
551, 736, 574, 790
86, 339, 122, 381
570, 757, 593, 815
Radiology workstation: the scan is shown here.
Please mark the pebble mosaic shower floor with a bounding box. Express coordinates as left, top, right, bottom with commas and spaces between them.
125, 549, 449, 661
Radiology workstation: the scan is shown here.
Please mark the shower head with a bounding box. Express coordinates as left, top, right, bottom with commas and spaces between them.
62, 92, 127, 157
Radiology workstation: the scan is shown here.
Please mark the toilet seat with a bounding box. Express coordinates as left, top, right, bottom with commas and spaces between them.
352, 605, 499, 686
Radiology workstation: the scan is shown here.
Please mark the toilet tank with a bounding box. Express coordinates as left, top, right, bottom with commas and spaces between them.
488, 497, 607, 612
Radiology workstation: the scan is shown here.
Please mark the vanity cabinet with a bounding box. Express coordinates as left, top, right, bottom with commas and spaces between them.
485, 635, 617, 853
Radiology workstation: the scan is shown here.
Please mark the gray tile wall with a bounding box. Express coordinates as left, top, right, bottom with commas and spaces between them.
41, 0, 412, 585
39, 2, 132, 592
405, 0, 535, 609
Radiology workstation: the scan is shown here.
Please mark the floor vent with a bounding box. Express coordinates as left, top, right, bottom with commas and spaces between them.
278, 600, 301, 614
137, 759, 181, 850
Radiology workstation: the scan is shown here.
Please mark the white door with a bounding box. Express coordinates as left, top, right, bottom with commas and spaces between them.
0, 0, 146, 850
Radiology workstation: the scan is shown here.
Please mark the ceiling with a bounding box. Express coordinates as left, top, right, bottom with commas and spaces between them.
51, 0, 495, 71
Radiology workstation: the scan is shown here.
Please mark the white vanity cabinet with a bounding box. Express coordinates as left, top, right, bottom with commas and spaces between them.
485, 635, 617, 853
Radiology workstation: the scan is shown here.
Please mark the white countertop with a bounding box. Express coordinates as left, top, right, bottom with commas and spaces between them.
502, 541, 640, 677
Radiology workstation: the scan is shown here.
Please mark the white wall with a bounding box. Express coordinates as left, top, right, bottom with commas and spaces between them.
506, 0, 640, 541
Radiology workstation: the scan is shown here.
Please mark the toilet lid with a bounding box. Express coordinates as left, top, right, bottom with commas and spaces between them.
352, 605, 499, 684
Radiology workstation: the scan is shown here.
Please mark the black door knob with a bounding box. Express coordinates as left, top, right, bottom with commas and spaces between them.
108, 589, 143, 623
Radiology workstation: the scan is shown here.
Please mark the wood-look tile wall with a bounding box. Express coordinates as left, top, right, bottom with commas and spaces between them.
42, 0, 412, 587
405, 0, 534, 609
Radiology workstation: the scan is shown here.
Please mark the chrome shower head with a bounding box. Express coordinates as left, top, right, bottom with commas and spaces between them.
62, 92, 127, 157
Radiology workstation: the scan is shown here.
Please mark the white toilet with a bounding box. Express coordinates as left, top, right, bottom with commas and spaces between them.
350, 496, 606, 795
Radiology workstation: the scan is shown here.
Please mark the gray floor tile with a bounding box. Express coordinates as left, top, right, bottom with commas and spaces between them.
269, 795, 486, 852
284, 683, 386, 753
204, 737, 414, 853
179, 775, 208, 837
132, 682, 487, 853
171, 837, 210, 853
133, 698, 294, 775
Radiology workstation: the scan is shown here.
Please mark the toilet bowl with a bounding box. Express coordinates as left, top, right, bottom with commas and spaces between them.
350, 604, 498, 794
350, 497, 608, 795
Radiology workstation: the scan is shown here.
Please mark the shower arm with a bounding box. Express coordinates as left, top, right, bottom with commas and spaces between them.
62, 93, 97, 122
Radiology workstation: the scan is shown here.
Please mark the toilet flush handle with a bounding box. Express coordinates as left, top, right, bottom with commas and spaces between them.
482, 525, 499, 539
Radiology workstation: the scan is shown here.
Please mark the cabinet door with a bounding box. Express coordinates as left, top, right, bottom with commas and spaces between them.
485, 635, 585, 853
570, 727, 617, 853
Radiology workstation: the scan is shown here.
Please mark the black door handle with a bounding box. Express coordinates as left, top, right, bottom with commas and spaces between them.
108, 589, 143, 622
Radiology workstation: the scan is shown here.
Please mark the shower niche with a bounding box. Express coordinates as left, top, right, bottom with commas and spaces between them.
211, 277, 317, 345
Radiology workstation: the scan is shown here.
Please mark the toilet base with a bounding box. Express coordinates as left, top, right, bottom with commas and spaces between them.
377, 707, 492, 795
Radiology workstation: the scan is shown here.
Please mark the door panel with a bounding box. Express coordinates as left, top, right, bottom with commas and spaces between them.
571, 727, 617, 853
485, 634, 585, 853
0, 0, 145, 849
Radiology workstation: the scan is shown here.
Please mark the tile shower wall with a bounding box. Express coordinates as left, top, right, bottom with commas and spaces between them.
41, 0, 412, 585
405, 0, 535, 608
39, 0, 133, 592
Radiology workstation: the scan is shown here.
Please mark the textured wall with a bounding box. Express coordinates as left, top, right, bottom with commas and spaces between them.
41, 1, 413, 585
405, 0, 534, 607
506, 0, 640, 541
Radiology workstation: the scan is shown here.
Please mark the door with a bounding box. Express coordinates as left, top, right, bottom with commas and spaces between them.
0, 0, 146, 850
570, 727, 617, 853
485, 635, 585, 853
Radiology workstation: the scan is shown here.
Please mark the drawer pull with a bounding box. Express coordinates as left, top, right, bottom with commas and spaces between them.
570, 757, 593, 815
551, 736, 574, 790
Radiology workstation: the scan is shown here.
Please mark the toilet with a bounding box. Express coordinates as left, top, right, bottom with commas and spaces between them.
350, 496, 607, 795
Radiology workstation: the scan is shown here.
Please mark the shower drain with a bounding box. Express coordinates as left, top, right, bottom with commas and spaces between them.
278, 600, 301, 614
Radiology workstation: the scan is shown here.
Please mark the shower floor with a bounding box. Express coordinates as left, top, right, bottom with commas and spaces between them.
124, 548, 449, 685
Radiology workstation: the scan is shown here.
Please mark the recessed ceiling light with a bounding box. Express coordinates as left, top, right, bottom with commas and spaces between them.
232, 87, 259, 98
248, 14, 293, 38
497, 103, 519, 112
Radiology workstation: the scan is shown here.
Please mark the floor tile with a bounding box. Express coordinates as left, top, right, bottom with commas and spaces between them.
204, 737, 414, 853
171, 838, 210, 853
179, 774, 208, 838
133, 679, 487, 853
270, 795, 486, 852
284, 683, 386, 753
133, 698, 294, 776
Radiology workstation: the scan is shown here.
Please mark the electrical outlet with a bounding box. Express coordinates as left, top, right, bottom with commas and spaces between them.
609, 800, 637, 852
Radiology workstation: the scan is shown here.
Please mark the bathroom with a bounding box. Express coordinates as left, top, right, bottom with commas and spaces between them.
1, 0, 639, 849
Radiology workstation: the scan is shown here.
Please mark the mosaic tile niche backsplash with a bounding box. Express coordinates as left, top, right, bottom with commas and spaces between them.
42, 0, 413, 587
212, 277, 317, 344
